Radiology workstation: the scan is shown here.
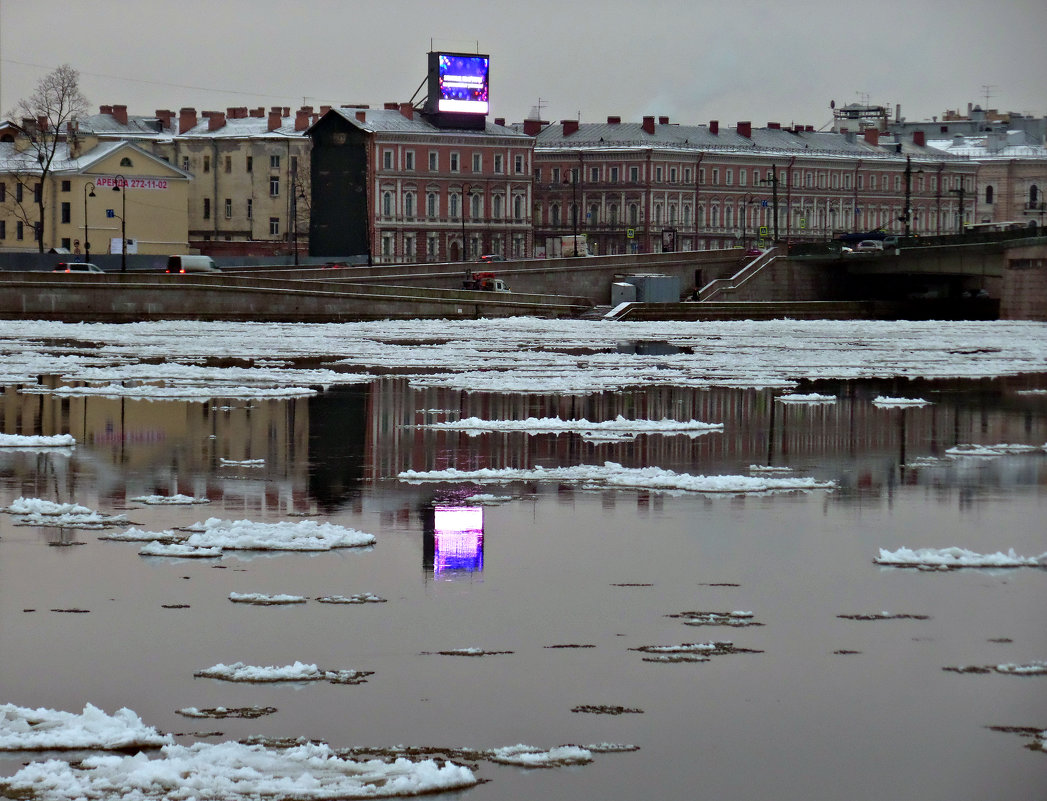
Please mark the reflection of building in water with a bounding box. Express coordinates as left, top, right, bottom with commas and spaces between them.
422, 505, 484, 581
0, 383, 315, 513
364, 377, 1047, 495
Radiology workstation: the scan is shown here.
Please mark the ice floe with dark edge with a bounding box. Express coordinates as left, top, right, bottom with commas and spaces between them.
944, 662, 1047, 675
175, 706, 277, 719
399, 462, 834, 495
666, 610, 763, 627
194, 661, 372, 684
875, 547, 1047, 569
418, 415, 723, 438
228, 592, 307, 605
0, 703, 172, 751
871, 395, 932, 407
122, 518, 375, 556
775, 393, 837, 404
129, 494, 211, 505
0, 741, 477, 800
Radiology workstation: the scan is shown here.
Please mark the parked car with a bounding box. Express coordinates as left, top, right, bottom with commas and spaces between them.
855, 240, 885, 251
53, 262, 104, 273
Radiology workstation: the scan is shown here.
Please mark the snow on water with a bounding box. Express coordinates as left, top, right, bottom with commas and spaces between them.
4, 497, 92, 516
219, 458, 265, 467
129, 494, 210, 505
872, 396, 932, 407
0, 741, 477, 800
1, 319, 1046, 393
19, 383, 322, 401
944, 443, 1046, 458
419, 415, 723, 437
776, 393, 837, 404
194, 661, 372, 685
0, 703, 172, 751
228, 592, 308, 605
400, 461, 834, 495
875, 546, 1047, 569
490, 744, 592, 767
3, 497, 129, 529
116, 518, 376, 556
0, 433, 75, 447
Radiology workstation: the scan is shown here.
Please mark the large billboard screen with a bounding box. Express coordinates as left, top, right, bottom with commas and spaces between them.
433, 53, 489, 115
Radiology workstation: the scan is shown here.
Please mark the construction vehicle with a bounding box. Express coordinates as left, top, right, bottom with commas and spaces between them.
462, 270, 510, 292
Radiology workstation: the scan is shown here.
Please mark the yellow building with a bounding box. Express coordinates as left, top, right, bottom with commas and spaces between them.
0, 136, 190, 256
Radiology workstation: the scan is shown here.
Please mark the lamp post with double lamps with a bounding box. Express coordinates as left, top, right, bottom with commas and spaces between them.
112, 174, 128, 272
82, 182, 95, 262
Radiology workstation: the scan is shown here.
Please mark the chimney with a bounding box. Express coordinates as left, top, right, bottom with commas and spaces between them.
112, 105, 128, 126
494, 117, 505, 127
399, 102, 414, 120
607, 115, 621, 124
355, 110, 367, 123
208, 111, 226, 131
268, 110, 282, 131
227, 106, 248, 119
863, 127, 880, 146
562, 119, 579, 136
295, 109, 311, 131
523, 118, 545, 136
658, 116, 669, 125
99, 104, 113, 115
283, 107, 290, 117
736, 121, 751, 138
384, 102, 398, 110
913, 130, 925, 147
250, 107, 265, 118
155, 109, 174, 130
179, 107, 198, 133
709, 120, 719, 135
37, 115, 48, 131
320, 105, 331, 115
767, 121, 781, 130
642, 115, 655, 134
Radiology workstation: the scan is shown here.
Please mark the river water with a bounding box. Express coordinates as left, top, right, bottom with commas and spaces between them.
1, 368, 1045, 800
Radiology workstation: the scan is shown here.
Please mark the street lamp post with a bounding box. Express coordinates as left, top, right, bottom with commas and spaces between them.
82, 182, 95, 263
950, 185, 968, 235
759, 165, 780, 243
113, 174, 127, 272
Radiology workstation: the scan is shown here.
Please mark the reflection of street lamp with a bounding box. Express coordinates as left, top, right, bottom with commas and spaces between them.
82, 182, 95, 262
112, 174, 127, 272
899, 156, 924, 237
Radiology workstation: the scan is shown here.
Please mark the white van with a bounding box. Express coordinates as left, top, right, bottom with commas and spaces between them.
166, 255, 221, 273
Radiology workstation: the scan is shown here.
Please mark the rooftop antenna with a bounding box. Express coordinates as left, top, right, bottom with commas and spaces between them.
980, 84, 997, 110
536, 97, 548, 118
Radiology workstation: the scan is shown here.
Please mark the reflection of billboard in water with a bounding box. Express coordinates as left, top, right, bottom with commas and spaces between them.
430, 506, 484, 576
433, 53, 489, 114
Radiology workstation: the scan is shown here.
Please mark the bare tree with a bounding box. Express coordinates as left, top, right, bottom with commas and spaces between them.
4, 64, 88, 252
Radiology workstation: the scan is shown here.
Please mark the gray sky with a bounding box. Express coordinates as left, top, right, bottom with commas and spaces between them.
3, 0, 1045, 130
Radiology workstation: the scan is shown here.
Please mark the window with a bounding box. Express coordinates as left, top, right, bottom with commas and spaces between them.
270, 155, 280, 170
405, 151, 415, 170
203, 199, 211, 219
60, 202, 71, 223
61, 237, 71, 250
513, 195, 523, 220
33, 183, 41, 203
725, 169, 732, 186
894, 176, 902, 191
630, 166, 639, 183
0, 183, 5, 201
656, 167, 663, 182
450, 152, 459, 172
670, 167, 677, 183
404, 192, 415, 218
494, 154, 504, 174
493, 195, 503, 218
382, 150, 393, 170
591, 167, 600, 182
61, 180, 71, 192
225, 198, 232, 219
405, 234, 415, 258
381, 234, 393, 256
269, 177, 280, 197
450, 193, 460, 218
589, 203, 599, 223
472, 153, 482, 173
985, 186, 994, 204
470, 193, 481, 218
0, 220, 5, 239
182, 156, 190, 172
427, 192, 437, 218
382, 191, 392, 217
120, 157, 133, 167
203, 156, 210, 173
514, 154, 524, 173
16, 221, 23, 240
711, 168, 719, 185
246, 198, 253, 219
269, 217, 280, 236
610, 167, 619, 183
739, 170, 746, 186
534, 167, 542, 182
290, 156, 298, 174
427, 233, 439, 260
628, 204, 638, 225
15, 183, 21, 202
552, 204, 561, 225
551, 167, 561, 183
429, 151, 438, 171
224, 156, 232, 173
246, 156, 253, 173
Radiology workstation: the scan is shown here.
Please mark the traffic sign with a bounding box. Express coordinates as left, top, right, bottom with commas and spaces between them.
626, 228, 635, 239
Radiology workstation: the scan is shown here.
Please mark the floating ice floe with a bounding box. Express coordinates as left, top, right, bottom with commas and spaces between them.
775, 393, 837, 404
315, 593, 387, 604
420, 415, 723, 438
666, 610, 763, 627
748, 464, 793, 474
3, 497, 129, 529
19, 383, 321, 401
0, 433, 76, 447
490, 744, 593, 767
0, 703, 172, 751
0, 741, 477, 800
129, 494, 211, 505
629, 641, 762, 663
944, 662, 1047, 675
228, 592, 308, 605
872, 396, 932, 407
399, 461, 834, 495
422, 648, 514, 657
461, 493, 513, 504
875, 546, 1047, 569
128, 518, 375, 557
194, 661, 372, 685
219, 458, 266, 467
175, 706, 277, 719
944, 443, 1046, 458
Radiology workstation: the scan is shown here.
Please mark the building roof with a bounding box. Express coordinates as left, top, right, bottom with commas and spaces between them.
0, 139, 191, 178
322, 107, 531, 139
925, 132, 1047, 160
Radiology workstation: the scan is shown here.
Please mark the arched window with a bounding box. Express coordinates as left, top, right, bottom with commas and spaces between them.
589, 203, 599, 224
492, 195, 503, 219
669, 204, 677, 224
609, 204, 619, 225
427, 192, 437, 218
470, 193, 481, 218
628, 203, 638, 225
985, 186, 994, 205
120, 157, 133, 167
382, 191, 392, 217
551, 204, 561, 226
654, 204, 662, 225
449, 193, 460, 219
403, 192, 415, 219
724, 206, 733, 229
1031, 185, 1040, 207
710, 205, 719, 227
513, 195, 523, 220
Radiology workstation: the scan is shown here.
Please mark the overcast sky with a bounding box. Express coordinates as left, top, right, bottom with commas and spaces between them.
3, 0, 1045, 130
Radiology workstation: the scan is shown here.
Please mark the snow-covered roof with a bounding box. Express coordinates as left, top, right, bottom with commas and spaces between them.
0, 139, 191, 178
323, 107, 531, 139
926, 132, 1047, 160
